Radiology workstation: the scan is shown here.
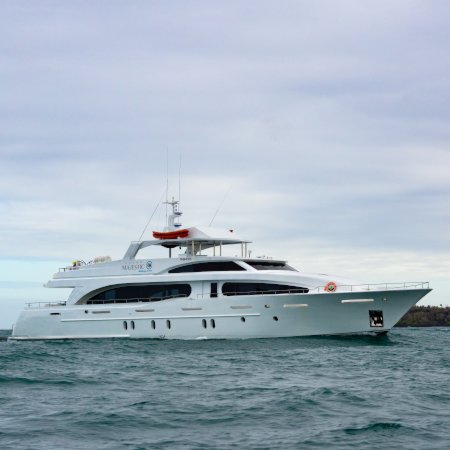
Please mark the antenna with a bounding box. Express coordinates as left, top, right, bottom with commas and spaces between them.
165, 148, 169, 224
209, 187, 231, 226
137, 189, 166, 242
178, 153, 181, 205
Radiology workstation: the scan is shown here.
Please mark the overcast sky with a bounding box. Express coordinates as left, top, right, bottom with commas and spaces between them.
1, 0, 449, 327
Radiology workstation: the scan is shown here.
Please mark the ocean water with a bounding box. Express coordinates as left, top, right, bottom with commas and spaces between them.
0, 328, 449, 450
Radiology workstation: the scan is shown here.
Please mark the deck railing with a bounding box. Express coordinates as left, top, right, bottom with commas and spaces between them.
197, 281, 430, 298
85, 294, 189, 305
25, 282, 429, 308
308, 281, 430, 294
206, 288, 309, 298
25, 294, 189, 308
25, 301, 67, 309
58, 267, 78, 272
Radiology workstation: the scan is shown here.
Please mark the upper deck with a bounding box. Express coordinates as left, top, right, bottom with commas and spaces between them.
123, 234, 251, 260
57, 225, 253, 277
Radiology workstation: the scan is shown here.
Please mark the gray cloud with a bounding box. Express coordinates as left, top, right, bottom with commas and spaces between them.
0, 0, 449, 325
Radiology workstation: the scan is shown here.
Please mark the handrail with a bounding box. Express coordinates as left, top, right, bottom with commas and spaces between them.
199, 281, 430, 298
308, 281, 430, 294
86, 294, 189, 305
25, 282, 430, 308
216, 288, 309, 298
26, 301, 67, 309
25, 294, 189, 308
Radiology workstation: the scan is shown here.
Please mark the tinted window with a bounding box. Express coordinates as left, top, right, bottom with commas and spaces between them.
211, 282, 218, 298
169, 261, 246, 273
245, 261, 297, 271
222, 282, 308, 296
87, 284, 191, 304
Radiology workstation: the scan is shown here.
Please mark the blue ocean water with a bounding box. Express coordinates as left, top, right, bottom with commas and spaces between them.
0, 328, 449, 450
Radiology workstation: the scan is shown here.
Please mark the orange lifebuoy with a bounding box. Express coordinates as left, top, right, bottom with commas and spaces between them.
324, 281, 337, 293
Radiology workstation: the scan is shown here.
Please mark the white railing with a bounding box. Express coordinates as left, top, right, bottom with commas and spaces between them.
85, 294, 189, 305
197, 288, 309, 299
26, 301, 67, 309
25, 294, 190, 309
196, 281, 430, 298
25, 282, 429, 308
308, 281, 430, 294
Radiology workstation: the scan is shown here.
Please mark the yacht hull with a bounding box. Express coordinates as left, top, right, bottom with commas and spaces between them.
10, 288, 430, 340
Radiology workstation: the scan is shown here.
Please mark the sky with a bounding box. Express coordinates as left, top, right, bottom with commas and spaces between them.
0, 0, 449, 328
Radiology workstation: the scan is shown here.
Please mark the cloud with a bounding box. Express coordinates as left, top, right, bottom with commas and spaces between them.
0, 0, 449, 326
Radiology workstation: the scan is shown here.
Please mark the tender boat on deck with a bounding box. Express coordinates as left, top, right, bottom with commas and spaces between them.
10, 199, 431, 340
152, 229, 189, 240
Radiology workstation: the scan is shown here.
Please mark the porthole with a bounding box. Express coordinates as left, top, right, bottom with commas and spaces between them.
123, 321, 128, 330
166, 320, 171, 329
210, 319, 216, 329
151, 320, 156, 329
273, 316, 279, 321
85, 310, 88, 314
241, 317, 246, 322
202, 319, 207, 329
131, 320, 135, 330
264, 304, 270, 308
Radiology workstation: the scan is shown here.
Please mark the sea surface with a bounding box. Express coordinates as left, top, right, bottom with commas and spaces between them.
0, 328, 449, 450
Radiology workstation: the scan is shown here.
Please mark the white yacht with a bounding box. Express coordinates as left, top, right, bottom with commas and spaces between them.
11, 200, 431, 340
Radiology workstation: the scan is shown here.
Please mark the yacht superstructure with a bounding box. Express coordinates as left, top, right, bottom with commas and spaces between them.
11, 201, 431, 340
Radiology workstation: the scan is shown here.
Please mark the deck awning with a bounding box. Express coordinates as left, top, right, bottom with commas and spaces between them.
123, 237, 251, 260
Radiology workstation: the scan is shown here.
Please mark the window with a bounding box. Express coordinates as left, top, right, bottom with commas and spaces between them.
211, 282, 218, 298
210, 319, 216, 328
244, 260, 297, 271
87, 284, 191, 304
151, 320, 156, 329
202, 319, 207, 329
123, 321, 128, 330
222, 282, 309, 296
104, 289, 116, 300
166, 320, 171, 329
131, 320, 135, 330
169, 261, 246, 273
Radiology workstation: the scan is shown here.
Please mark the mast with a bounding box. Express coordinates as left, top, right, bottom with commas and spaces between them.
163, 197, 183, 231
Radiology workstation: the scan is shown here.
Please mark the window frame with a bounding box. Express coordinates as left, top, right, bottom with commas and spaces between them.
86, 283, 192, 304
168, 261, 246, 274
243, 260, 297, 271
222, 282, 309, 296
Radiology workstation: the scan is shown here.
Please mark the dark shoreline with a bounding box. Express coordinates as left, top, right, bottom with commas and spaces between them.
396, 306, 450, 327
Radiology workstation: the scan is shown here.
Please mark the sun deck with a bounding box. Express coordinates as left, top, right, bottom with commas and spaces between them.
123, 235, 251, 260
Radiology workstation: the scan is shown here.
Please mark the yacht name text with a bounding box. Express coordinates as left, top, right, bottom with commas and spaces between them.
122, 264, 145, 270
122, 261, 152, 271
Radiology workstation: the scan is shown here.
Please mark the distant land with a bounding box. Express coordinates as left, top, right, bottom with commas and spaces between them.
396, 306, 450, 327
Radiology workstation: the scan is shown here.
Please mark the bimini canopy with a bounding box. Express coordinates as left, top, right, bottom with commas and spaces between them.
123, 227, 251, 260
